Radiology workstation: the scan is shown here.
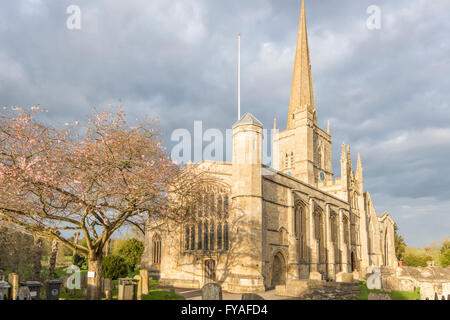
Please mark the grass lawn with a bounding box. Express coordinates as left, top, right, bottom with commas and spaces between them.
358, 281, 420, 300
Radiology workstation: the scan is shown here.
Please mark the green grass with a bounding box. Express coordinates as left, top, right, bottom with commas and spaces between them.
60, 289, 87, 300
358, 281, 420, 300
142, 290, 183, 300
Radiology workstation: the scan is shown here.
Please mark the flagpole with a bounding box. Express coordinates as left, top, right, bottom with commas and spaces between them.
238, 33, 241, 121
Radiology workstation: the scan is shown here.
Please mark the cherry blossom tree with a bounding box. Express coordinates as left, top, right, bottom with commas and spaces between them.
0, 106, 210, 299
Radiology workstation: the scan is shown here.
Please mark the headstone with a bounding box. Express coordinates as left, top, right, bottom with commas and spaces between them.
368, 293, 392, 300
133, 275, 142, 300
435, 292, 439, 300
366, 266, 382, 290
309, 272, 322, 281
0, 281, 11, 300
8, 273, 19, 301
336, 272, 353, 283
442, 296, 446, 300
140, 269, 149, 294
118, 278, 138, 300
103, 278, 112, 298
17, 287, 32, 300
241, 293, 264, 300
201, 283, 222, 300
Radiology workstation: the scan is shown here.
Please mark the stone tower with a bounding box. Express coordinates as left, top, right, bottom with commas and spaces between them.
229, 113, 265, 292
274, 0, 333, 186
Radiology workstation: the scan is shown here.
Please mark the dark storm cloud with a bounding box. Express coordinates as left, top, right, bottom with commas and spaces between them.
0, 0, 449, 247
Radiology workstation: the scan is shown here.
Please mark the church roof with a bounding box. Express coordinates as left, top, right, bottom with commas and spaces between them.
232, 112, 263, 129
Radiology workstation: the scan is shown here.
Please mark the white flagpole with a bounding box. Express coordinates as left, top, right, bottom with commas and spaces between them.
238, 33, 241, 120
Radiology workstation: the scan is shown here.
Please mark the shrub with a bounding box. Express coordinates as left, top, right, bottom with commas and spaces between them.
102, 255, 129, 280
72, 253, 87, 268
118, 238, 144, 271
440, 241, 450, 268
403, 254, 433, 267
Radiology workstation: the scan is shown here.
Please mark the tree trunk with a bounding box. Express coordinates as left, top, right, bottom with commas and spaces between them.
49, 240, 59, 279
87, 252, 103, 300
32, 236, 43, 281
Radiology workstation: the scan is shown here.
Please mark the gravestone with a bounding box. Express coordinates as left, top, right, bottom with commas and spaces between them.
435, 292, 439, 300
103, 278, 112, 299
8, 273, 19, 301
140, 269, 149, 294
202, 283, 223, 300
118, 278, 138, 300
0, 281, 11, 300
366, 266, 382, 290
133, 275, 142, 300
17, 287, 32, 300
368, 293, 392, 300
442, 296, 446, 300
241, 293, 264, 300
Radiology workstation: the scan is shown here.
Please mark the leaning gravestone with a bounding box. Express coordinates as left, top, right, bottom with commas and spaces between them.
241, 293, 264, 300
202, 283, 223, 300
17, 287, 32, 300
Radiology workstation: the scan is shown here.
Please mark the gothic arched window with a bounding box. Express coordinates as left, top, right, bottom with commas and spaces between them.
184, 186, 230, 253
185, 226, 190, 251
152, 235, 161, 265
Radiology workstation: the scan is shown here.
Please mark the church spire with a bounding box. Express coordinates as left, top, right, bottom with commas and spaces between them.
287, 0, 316, 130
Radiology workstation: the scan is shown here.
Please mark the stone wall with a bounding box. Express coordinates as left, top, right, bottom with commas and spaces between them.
381, 266, 450, 300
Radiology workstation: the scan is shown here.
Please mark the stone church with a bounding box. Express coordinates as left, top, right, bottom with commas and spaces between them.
142, 0, 397, 293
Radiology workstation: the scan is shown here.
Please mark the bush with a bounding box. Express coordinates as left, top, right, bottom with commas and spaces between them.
72, 253, 87, 268
403, 254, 433, 267
102, 255, 129, 280
118, 238, 144, 271
440, 241, 450, 268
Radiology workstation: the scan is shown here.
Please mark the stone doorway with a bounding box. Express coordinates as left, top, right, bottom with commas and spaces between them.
204, 259, 216, 284
271, 253, 286, 287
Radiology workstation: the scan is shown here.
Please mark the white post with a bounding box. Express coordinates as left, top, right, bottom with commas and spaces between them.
238, 33, 241, 121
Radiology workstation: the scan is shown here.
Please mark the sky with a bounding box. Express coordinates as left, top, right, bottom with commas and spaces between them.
0, 0, 449, 247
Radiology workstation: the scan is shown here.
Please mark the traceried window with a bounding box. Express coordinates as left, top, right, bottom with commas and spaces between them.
152, 235, 161, 265
184, 186, 230, 253
343, 215, 350, 245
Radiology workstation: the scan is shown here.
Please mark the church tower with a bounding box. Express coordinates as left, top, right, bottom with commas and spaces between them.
274, 0, 333, 186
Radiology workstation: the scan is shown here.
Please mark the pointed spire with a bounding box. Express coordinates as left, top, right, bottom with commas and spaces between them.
274, 118, 277, 130
347, 145, 353, 170
356, 152, 363, 179
341, 143, 347, 161
356, 152, 364, 192
357, 153, 363, 173
287, 0, 316, 130
327, 120, 331, 135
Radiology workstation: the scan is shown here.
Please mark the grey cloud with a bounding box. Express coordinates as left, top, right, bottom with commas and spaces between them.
0, 0, 449, 247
